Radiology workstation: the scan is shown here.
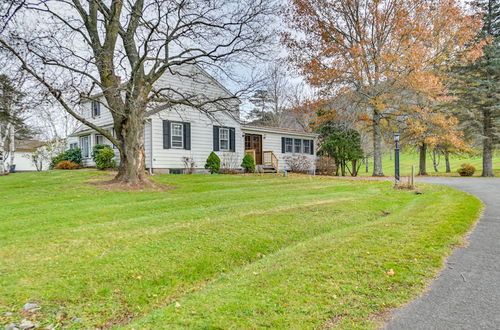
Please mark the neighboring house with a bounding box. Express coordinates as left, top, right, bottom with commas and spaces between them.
68, 65, 317, 174
13, 139, 49, 171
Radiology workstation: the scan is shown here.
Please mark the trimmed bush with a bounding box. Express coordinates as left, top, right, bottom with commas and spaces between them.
205, 152, 221, 174
241, 154, 255, 173
92, 144, 108, 161
50, 153, 67, 169
55, 160, 79, 170
457, 163, 475, 176
66, 148, 82, 164
50, 148, 82, 169
94, 146, 116, 170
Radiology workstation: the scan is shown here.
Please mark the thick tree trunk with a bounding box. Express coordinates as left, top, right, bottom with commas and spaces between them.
114, 115, 149, 185
482, 108, 494, 177
418, 143, 427, 175
432, 149, 439, 172
444, 151, 451, 173
372, 110, 384, 176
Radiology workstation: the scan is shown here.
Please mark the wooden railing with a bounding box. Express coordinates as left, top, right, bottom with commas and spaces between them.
263, 151, 279, 169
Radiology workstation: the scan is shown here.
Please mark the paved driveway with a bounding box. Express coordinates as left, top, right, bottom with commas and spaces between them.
385, 177, 500, 330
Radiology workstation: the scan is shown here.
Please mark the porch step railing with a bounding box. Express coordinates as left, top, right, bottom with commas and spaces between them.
263, 151, 279, 170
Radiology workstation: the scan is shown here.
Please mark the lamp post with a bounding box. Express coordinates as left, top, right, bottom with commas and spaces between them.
394, 133, 400, 182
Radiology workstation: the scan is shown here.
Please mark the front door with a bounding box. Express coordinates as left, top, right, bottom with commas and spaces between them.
245, 134, 263, 165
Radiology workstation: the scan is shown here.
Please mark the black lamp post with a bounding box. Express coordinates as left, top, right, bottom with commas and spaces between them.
394, 133, 400, 182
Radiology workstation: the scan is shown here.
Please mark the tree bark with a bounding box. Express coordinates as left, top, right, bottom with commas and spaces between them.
418, 143, 427, 175
444, 150, 451, 173
482, 108, 494, 177
113, 115, 148, 185
432, 149, 439, 172
372, 110, 384, 176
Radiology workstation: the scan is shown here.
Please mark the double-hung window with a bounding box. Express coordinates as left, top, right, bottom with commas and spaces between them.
294, 139, 302, 153
91, 100, 100, 117
303, 139, 311, 154
171, 122, 184, 148
219, 128, 230, 151
80, 135, 90, 158
95, 135, 104, 145
285, 138, 293, 153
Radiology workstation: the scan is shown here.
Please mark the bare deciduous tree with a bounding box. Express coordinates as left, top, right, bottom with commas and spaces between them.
1, 0, 276, 185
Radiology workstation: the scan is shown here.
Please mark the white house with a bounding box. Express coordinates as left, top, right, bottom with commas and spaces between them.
68, 65, 317, 174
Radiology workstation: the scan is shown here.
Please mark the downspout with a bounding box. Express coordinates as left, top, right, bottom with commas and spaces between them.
149, 119, 153, 175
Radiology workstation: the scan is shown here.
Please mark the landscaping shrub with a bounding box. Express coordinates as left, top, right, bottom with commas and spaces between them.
94, 146, 116, 170
205, 152, 221, 174
50, 153, 67, 169
241, 154, 255, 173
457, 163, 475, 176
284, 155, 312, 173
66, 147, 83, 164
55, 160, 79, 170
316, 156, 336, 176
92, 144, 108, 161
50, 148, 82, 169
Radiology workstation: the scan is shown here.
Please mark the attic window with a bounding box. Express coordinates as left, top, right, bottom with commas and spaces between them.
91, 100, 101, 117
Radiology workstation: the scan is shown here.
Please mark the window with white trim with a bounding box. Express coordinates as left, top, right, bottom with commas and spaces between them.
95, 135, 104, 145
171, 122, 184, 148
80, 135, 90, 158
111, 129, 117, 149
294, 139, 302, 153
303, 139, 311, 154
285, 138, 293, 153
91, 100, 100, 117
219, 127, 230, 151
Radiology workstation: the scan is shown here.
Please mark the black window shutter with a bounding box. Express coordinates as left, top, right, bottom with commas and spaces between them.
213, 126, 220, 151
163, 120, 170, 149
183, 123, 191, 150
229, 128, 235, 152
281, 137, 285, 153
310, 140, 314, 155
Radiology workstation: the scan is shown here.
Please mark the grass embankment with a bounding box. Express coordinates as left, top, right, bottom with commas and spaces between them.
0, 171, 481, 328
358, 151, 500, 177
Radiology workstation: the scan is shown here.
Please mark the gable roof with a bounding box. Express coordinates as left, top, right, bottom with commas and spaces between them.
15, 139, 46, 152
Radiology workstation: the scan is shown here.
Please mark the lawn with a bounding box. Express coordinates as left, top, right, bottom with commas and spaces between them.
0, 171, 481, 329
358, 151, 500, 177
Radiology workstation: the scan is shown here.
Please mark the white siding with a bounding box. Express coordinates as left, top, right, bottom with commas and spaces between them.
12, 152, 49, 171
144, 121, 152, 169
242, 127, 317, 172
149, 105, 244, 172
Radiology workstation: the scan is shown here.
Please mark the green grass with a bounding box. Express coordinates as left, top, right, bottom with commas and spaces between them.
358, 151, 500, 177
0, 171, 481, 329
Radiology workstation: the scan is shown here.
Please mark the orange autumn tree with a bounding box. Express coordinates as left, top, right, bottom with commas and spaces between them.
403, 105, 470, 175
283, 0, 481, 176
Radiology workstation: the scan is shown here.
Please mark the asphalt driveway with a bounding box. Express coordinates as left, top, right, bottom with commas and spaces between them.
385, 177, 500, 329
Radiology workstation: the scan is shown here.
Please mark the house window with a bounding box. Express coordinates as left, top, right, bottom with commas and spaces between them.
219, 128, 230, 151
111, 129, 117, 149
171, 122, 184, 148
285, 138, 293, 153
303, 139, 311, 154
294, 139, 302, 153
80, 135, 90, 158
95, 135, 104, 145
91, 100, 100, 117
69, 143, 78, 149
